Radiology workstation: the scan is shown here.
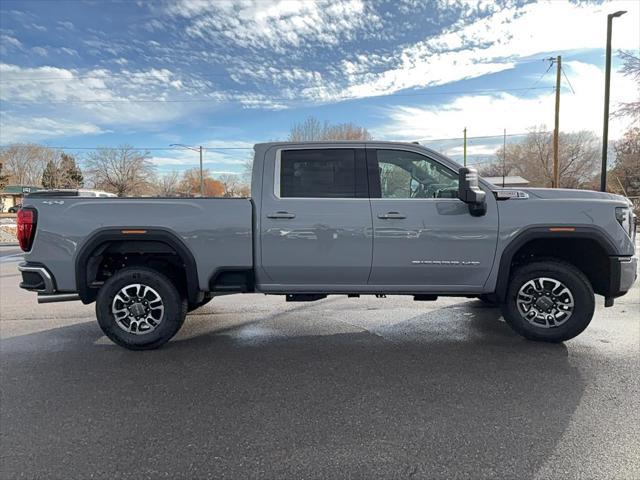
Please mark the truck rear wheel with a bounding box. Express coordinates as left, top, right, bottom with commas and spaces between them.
501, 260, 595, 342
96, 267, 187, 350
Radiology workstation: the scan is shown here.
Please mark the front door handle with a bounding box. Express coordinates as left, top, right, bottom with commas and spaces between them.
378, 212, 406, 219
267, 211, 296, 219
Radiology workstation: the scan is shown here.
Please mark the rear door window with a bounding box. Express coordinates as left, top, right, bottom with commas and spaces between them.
279, 149, 367, 198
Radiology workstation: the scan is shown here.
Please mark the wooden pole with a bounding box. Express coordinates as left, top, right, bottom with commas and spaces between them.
553, 55, 561, 188
502, 128, 506, 187
463, 128, 467, 167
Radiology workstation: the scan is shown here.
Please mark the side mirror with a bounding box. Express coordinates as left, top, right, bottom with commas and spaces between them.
458, 167, 487, 216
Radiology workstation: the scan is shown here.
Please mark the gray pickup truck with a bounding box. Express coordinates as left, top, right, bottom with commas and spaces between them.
17, 141, 637, 350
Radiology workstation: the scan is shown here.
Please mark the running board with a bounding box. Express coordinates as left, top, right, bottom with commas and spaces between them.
37, 293, 81, 304
285, 294, 327, 302
414, 294, 438, 301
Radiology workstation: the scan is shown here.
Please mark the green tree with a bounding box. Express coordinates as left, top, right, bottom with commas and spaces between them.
40, 154, 84, 189
41, 160, 58, 188
59, 153, 84, 188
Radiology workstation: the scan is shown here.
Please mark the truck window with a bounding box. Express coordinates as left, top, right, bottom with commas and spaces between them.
376, 150, 458, 199
280, 149, 365, 198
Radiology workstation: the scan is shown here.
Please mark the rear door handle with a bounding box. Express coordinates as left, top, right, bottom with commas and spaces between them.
378, 212, 406, 219
267, 211, 296, 219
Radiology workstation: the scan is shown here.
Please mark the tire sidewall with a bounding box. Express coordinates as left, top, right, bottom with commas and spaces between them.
96, 268, 186, 350
502, 262, 595, 342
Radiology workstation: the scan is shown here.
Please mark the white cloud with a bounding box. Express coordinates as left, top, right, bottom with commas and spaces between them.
57, 21, 74, 30
167, 0, 380, 52
0, 63, 216, 140
0, 115, 104, 143
375, 61, 638, 141
314, 0, 640, 103
0, 34, 23, 54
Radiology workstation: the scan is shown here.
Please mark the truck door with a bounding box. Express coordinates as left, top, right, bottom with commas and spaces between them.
367, 147, 498, 290
259, 146, 373, 288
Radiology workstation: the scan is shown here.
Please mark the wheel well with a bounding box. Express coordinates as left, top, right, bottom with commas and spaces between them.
505, 238, 610, 296
77, 233, 200, 304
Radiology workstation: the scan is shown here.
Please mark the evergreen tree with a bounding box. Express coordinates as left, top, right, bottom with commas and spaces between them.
41, 159, 58, 189
60, 153, 84, 188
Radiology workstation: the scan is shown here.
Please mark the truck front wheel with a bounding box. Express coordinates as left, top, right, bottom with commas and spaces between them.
96, 267, 187, 350
501, 260, 595, 342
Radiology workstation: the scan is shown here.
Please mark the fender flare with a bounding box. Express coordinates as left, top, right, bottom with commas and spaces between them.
494, 226, 617, 302
75, 228, 200, 304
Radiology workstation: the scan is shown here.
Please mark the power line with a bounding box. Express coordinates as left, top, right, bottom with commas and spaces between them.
0, 71, 232, 82
560, 66, 576, 94
0, 146, 254, 151
0, 58, 548, 83
529, 62, 554, 89
0, 133, 543, 151
2, 86, 555, 105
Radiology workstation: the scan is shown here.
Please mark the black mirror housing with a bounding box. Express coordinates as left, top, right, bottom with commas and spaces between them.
458, 167, 487, 216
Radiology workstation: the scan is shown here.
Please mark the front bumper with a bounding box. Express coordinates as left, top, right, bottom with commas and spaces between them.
617, 256, 638, 293
608, 256, 638, 301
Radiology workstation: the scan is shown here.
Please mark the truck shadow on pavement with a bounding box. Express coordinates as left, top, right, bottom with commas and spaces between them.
1, 301, 584, 480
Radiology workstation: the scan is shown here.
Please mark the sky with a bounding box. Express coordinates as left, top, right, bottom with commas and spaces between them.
0, 0, 638, 175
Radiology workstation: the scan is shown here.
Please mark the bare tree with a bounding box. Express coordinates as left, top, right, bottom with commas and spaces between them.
0, 144, 58, 185
217, 173, 242, 197
609, 127, 640, 212
615, 50, 640, 120
0, 162, 9, 190
179, 168, 224, 197
154, 171, 182, 197
483, 127, 600, 188
85, 145, 155, 197
288, 116, 372, 141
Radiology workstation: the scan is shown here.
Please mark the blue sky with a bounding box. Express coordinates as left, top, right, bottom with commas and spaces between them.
1, 0, 638, 174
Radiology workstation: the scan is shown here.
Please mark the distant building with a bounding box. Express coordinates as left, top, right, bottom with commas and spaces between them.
0, 185, 42, 212
484, 176, 530, 188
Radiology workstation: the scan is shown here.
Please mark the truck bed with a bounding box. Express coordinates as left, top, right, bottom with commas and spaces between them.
22, 197, 254, 292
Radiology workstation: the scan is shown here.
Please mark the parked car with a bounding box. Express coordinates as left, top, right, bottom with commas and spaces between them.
16, 141, 637, 350
8, 204, 22, 213
26, 189, 117, 198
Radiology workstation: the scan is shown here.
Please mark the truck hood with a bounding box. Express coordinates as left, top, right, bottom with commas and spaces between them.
517, 187, 630, 204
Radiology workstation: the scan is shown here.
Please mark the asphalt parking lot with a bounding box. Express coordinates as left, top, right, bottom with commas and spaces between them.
1, 245, 638, 479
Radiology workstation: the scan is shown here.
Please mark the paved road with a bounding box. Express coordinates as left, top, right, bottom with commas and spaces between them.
1, 248, 638, 479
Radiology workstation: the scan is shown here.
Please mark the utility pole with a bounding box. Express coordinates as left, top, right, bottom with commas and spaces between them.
199, 146, 204, 197
601, 10, 627, 192
463, 127, 467, 167
552, 55, 561, 188
170, 144, 205, 196
502, 128, 506, 188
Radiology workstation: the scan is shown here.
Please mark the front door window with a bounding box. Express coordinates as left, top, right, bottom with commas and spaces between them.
377, 150, 458, 199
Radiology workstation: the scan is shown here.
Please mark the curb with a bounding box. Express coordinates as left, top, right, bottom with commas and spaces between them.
0, 243, 19, 247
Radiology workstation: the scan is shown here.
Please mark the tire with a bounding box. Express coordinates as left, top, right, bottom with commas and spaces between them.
96, 267, 187, 350
501, 260, 595, 342
187, 297, 212, 313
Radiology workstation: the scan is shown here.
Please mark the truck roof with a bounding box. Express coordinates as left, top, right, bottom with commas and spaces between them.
253, 140, 457, 169
255, 140, 424, 148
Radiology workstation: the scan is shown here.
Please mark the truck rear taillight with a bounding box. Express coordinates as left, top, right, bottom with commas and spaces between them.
16, 208, 37, 252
